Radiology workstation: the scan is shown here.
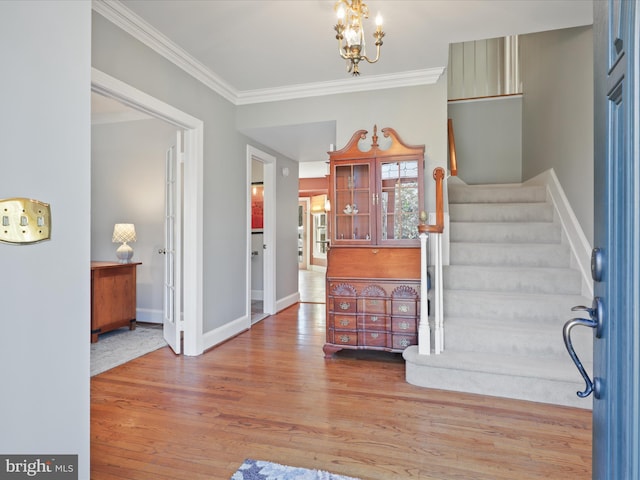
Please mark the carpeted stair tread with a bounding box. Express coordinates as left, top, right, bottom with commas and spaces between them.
444, 316, 593, 360
449, 242, 571, 267
404, 346, 592, 408
444, 290, 588, 321
404, 348, 586, 382
450, 221, 562, 243
449, 202, 554, 222
448, 184, 547, 204
443, 265, 582, 294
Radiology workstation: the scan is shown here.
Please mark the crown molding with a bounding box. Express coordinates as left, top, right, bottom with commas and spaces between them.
93, 0, 445, 106
92, 0, 238, 104
235, 67, 446, 105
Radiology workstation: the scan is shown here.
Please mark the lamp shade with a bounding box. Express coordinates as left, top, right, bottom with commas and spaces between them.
112, 223, 136, 243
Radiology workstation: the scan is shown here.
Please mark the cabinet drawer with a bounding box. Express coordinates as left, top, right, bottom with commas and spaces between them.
392, 334, 417, 350
391, 317, 417, 333
331, 331, 358, 346
332, 297, 357, 313
331, 314, 357, 330
359, 314, 390, 330
358, 297, 387, 314
358, 331, 389, 347
391, 300, 417, 316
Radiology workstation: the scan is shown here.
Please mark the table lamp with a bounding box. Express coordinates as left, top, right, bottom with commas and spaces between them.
112, 223, 136, 263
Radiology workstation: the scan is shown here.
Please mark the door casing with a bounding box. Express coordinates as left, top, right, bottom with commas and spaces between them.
91, 68, 204, 356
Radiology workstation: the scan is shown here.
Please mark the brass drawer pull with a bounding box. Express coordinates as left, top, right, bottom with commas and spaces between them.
399, 338, 411, 347
339, 302, 351, 310
371, 332, 379, 339
371, 316, 379, 322
340, 319, 350, 326
398, 321, 410, 330
339, 335, 350, 343
398, 304, 409, 313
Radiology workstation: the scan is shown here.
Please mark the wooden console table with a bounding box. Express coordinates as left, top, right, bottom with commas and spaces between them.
91, 261, 141, 343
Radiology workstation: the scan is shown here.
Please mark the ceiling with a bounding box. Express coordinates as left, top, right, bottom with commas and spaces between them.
94, 0, 593, 165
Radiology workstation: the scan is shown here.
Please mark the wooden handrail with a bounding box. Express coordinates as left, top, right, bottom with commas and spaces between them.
447, 119, 458, 177
418, 167, 445, 234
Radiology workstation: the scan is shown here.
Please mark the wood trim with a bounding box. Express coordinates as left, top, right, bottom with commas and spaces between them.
330, 125, 425, 161
419, 167, 445, 234
447, 118, 458, 177
448, 93, 524, 103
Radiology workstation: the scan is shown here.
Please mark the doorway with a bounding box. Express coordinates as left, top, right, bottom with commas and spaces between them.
298, 198, 310, 270
246, 146, 276, 324
91, 68, 204, 356
298, 194, 327, 303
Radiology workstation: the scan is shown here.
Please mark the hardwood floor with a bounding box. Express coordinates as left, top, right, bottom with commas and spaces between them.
299, 268, 326, 303
91, 303, 591, 479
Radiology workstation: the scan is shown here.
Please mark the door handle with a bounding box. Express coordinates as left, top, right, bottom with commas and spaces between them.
571, 297, 603, 338
563, 298, 603, 399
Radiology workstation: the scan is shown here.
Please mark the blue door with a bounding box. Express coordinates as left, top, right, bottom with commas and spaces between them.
592, 1, 639, 477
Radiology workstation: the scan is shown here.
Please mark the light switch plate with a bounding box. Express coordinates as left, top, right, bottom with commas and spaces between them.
0, 197, 51, 245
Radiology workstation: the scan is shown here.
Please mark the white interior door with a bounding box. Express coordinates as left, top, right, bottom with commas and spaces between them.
164, 131, 183, 354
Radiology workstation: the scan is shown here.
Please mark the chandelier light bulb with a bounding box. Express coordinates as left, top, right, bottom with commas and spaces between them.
332, 0, 385, 76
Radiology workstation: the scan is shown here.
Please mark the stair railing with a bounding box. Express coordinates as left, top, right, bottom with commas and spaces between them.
448, 118, 458, 177
418, 167, 445, 354
417, 119, 457, 355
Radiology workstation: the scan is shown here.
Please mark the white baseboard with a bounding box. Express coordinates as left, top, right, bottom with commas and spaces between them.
308, 265, 327, 273
276, 292, 300, 313
251, 289, 264, 301
525, 169, 593, 297
200, 291, 301, 353
202, 315, 250, 352
136, 308, 162, 324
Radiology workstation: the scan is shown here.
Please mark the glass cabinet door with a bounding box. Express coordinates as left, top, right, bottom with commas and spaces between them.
378, 159, 421, 243
333, 163, 371, 243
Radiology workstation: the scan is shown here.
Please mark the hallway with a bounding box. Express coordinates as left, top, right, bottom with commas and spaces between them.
298, 268, 325, 303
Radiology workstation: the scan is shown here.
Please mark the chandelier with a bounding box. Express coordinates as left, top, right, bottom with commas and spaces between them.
333, 0, 385, 76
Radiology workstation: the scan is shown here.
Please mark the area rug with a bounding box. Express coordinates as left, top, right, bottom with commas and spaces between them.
90, 324, 167, 376
231, 459, 361, 480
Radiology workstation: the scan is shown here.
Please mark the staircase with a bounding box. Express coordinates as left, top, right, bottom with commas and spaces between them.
404, 182, 593, 409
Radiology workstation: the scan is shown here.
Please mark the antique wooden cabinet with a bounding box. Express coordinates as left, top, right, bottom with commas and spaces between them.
330, 126, 424, 247
91, 261, 141, 343
324, 126, 424, 357
324, 247, 421, 357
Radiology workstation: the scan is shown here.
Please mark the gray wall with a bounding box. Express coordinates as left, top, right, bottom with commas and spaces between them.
521, 25, 594, 243
91, 118, 177, 321
448, 96, 523, 184
0, 1, 91, 475
92, 12, 300, 331
237, 80, 449, 212
246, 140, 299, 302
274, 156, 300, 300
93, 8, 447, 332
